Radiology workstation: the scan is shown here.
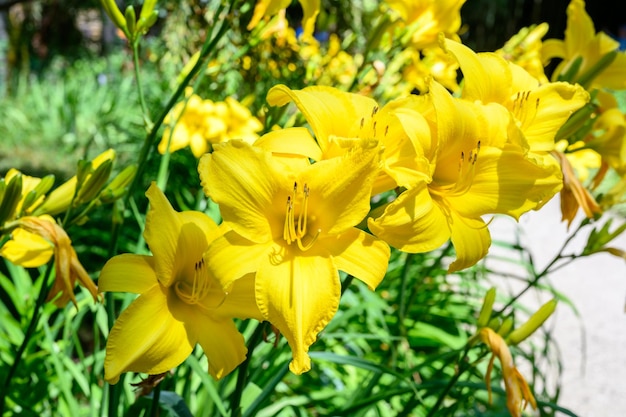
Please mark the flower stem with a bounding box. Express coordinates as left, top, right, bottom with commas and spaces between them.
131, 41, 152, 130
230, 322, 267, 417
0, 261, 54, 415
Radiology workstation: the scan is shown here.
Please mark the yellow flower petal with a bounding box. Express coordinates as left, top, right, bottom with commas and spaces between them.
199, 141, 280, 243
302, 143, 380, 236
299, 0, 320, 40
267, 84, 378, 156
206, 231, 270, 290
368, 182, 450, 253
447, 145, 563, 219
98, 254, 157, 294
0, 228, 53, 267
448, 212, 491, 272
254, 127, 323, 162
322, 228, 389, 290
256, 246, 340, 374
143, 183, 183, 287
104, 285, 194, 384
210, 273, 264, 321
444, 39, 512, 104
197, 318, 248, 379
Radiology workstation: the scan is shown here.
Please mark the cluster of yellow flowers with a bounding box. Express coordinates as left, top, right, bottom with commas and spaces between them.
98, 33, 593, 416
4, 0, 626, 416
158, 91, 264, 158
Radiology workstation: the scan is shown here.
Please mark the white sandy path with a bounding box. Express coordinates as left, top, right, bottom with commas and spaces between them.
489, 196, 626, 417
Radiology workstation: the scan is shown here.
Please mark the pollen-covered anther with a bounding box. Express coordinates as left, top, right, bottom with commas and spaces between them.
175, 256, 213, 305
282, 182, 320, 251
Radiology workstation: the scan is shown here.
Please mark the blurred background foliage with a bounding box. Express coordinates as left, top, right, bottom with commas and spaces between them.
1, 0, 623, 415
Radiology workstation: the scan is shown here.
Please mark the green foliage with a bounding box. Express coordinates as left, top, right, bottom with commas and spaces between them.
1, 1, 624, 417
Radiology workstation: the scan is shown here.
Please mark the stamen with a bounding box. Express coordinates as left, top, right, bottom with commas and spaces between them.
174, 257, 212, 305
282, 183, 319, 251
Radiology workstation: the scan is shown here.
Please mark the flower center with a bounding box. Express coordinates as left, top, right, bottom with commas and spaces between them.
453, 140, 481, 195
174, 257, 213, 305
511, 90, 540, 127
283, 182, 321, 251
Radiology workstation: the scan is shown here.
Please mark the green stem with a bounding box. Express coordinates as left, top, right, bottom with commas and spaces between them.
230, 322, 267, 417
125, 2, 232, 203
149, 383, 162, 417
131, 40, 152, 129
0, 262, 54, 415
422, 346, 476, 417
398, 253, 414, 335
496, 221, 585, 314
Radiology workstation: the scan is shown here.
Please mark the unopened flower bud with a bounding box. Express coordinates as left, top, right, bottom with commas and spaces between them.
477, 287, 496, 328
507, 299, 557, 345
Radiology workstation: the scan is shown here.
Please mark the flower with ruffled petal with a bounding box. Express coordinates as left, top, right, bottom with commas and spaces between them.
98, 183, 261, 384
542, 0, 626, 89
267, 84, 432, 194
1, 215, 98, 307
198, 139, 390, 374
443, 38, 589, 154
368, 81, 563, 271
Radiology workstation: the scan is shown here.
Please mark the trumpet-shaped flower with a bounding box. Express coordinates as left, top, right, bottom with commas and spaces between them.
1, 215, 99, 307
98, 183, 261, 383
386, 0, 466, 50
542, 0, 626, 89
199, 139, 390, 374
267, 84, 432, 194
369, 81, 563, 271
247, 0, 320, 41
158, 92, 262, 158
479, 328, 537, 417
443, 38, 589, 154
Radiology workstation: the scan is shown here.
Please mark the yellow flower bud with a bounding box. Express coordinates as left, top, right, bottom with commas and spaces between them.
0, 174, 23, 226
477, 287, 496, 328
100, 0, 129, 38
507, 299, 557, 345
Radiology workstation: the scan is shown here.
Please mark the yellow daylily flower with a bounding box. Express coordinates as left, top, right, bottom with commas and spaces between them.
497, 23, 549, 84
267, 84, 432, 194
99, 183, 261, 384
0, 227, 53, 267
443, 38, 589, 153
1, 215, 99, 307
198, 139, 390, 374
386, 0, 466, 50
158, 92, 263, 158
247, 0, 320, 41
368, 81, 563, 271
542, 0, 626, 89
479, 328, 537, 417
